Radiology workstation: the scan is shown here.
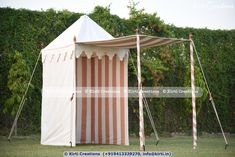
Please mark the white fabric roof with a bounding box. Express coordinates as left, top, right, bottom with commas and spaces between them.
42, 15, 114, 51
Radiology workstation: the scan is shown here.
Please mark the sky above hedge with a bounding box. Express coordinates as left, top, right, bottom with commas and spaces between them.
0, 0, 235, 30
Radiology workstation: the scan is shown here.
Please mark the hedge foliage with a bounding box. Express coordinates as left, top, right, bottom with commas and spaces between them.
0, 6, 234, 135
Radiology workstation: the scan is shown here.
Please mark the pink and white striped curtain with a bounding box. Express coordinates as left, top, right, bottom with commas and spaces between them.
76, 55, 129, 145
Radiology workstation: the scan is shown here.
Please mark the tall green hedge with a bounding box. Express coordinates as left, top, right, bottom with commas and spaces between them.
0, 6, 234, 135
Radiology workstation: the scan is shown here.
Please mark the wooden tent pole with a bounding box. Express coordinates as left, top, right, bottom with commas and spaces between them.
189, 34, 197, 149
136, 31, 145, 151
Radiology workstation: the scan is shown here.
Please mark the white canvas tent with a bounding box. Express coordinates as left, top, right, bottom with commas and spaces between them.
41, 15, 129, 146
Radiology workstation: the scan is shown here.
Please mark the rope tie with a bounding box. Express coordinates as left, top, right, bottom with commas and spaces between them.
192, 41, 228, 149
129, 52, 160, 145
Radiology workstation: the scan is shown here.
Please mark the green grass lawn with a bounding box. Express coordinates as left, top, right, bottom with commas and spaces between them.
0, 135, 234, 157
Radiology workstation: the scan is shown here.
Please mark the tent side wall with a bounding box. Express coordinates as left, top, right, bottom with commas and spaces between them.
41, 48, 76, 146
76, 55, 129, 145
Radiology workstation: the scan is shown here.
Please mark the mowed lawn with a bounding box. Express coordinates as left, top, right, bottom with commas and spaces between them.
0, 135, 234, 157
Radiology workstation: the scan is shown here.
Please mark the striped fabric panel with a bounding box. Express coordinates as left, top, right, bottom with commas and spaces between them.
76, 55, 128, 145
76, 58, 82, 143
81, 57, 87, 143
91, 57, 95, 143
78, 35, 188, 48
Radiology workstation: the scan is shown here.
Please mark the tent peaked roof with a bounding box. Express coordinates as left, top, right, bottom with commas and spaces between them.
43, 15, 114, 51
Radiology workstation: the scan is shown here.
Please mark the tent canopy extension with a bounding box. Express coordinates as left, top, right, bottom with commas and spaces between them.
78, 34, 189, 48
